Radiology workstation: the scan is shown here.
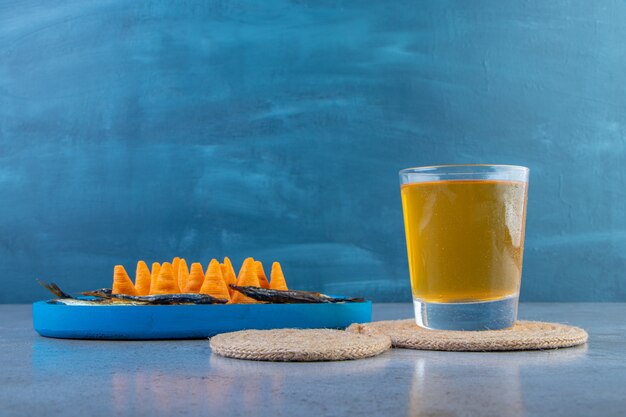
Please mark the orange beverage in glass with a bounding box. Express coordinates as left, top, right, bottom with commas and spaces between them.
399, 165, 529, 330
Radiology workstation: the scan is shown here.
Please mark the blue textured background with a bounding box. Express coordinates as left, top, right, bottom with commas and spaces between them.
1, 0, 625, 303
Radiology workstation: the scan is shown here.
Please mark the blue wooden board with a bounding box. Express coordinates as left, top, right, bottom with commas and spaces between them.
32, 300, 372, 340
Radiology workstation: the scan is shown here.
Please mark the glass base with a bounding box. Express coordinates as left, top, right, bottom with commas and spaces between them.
413, 295, 518, 331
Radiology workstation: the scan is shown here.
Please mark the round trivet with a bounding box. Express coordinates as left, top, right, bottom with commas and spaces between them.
210, 328, 392, 361
346, 320, 588, 352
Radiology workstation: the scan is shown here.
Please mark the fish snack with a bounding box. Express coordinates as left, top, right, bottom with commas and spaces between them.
85, 291, 228, 305
38, 256, 366, 306
37, 282, 228, 306
229, 285, 366, 304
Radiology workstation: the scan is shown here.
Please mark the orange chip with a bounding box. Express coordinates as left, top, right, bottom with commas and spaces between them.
178, 259, 189, 292
150, 262, 181, 295
200, 259, 231, 302
232, 262, 260, 303
270, 262, 288, 291
172, 257, 180, 282
134, 260, 151, 296
150, 262, 161, 293
185, 262, 205, 293
255, 261, 270, 289
221, 257, 236, 285
112, 265, 138, 295
221, 257, 237, 295
237, 257, 256, 282
223, 256, 234, 271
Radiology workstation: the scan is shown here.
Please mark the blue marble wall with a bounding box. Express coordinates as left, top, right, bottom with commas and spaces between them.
1, 0, 625, 302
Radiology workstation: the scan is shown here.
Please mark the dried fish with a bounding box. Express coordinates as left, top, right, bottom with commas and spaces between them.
38, 280, 228, 305
93, 292, 229, 305
39, 280, 362, 306
81, 288, 112, 297
37, 279, 75, 299
229, 285, 365, 304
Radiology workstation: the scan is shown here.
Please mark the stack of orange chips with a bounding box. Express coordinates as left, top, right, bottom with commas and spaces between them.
111, 257, 288, 304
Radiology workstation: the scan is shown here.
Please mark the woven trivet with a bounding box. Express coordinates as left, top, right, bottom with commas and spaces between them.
210, 328, 392, 361
346, 320, 588, 352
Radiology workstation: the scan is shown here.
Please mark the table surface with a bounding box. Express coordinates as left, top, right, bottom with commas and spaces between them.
1, 303, 625, 417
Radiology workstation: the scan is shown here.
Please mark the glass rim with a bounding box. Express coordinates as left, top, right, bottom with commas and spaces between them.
399, 164, 529, 176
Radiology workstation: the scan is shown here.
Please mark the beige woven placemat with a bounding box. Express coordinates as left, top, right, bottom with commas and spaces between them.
210, 328, 392, 361
347, 320, 588, 352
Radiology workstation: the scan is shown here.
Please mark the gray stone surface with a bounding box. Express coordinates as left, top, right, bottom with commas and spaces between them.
1, 303, 624, 417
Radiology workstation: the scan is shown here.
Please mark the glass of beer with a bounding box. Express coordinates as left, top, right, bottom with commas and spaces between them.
399, 165, 529, 330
